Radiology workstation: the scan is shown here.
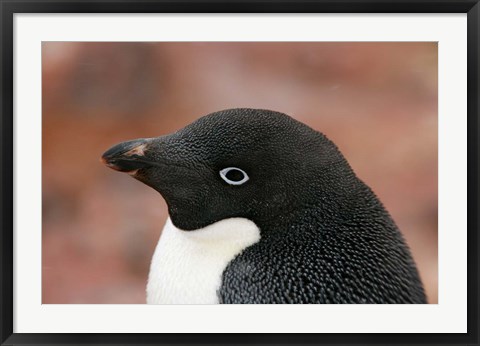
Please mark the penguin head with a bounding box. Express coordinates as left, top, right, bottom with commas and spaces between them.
102, 108, 354, 230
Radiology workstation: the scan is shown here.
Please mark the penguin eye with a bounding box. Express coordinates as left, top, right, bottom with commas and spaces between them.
219, 167, 249, 185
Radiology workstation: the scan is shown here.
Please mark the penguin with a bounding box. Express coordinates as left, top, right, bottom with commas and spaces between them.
101, 108, 427, 304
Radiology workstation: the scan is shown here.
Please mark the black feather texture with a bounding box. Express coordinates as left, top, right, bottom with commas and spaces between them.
219, 183, 427, 304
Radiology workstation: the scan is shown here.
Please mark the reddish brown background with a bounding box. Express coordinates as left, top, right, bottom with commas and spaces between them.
42, 42, 438, 304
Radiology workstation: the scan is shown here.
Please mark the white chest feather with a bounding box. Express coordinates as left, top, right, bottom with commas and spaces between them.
146, 217, 261, 304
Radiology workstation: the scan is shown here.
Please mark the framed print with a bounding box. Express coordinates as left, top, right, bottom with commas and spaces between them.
1, 1, 479, 345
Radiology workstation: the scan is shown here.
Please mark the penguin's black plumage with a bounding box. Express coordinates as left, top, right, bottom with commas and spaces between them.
102, 108, 427, 304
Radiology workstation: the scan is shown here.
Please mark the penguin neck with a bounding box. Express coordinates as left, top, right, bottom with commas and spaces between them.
147, 217, 261, 304
255, 179, 381, 237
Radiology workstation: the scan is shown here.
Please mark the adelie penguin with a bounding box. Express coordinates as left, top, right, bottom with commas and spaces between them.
102, 108, 427, 304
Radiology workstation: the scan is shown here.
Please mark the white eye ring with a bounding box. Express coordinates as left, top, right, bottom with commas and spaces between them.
219, 167, 249, 185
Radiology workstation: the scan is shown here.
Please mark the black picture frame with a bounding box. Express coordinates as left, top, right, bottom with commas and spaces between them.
1, 1, 479, 345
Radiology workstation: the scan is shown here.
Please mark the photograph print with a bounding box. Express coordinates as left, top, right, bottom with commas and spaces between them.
42, 42, 437, 304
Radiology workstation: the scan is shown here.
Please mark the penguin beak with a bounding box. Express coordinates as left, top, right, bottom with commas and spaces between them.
101, 138, 153, 173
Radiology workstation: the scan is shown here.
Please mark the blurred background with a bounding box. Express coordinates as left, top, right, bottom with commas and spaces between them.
42, 42, 437, 304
